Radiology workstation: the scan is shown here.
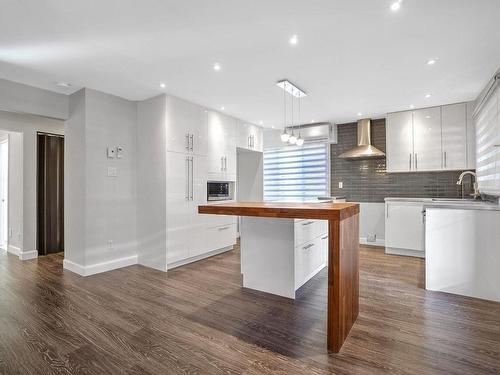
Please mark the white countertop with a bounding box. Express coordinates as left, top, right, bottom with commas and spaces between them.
385, 197, 500, 211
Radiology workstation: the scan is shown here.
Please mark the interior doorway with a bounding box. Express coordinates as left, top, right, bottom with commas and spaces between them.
0, 137, 8, 251
37, 132, 64, 255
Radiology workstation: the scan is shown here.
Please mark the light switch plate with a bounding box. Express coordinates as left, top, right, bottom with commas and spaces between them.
107, 147, 116, 158
107, 167, 117, 177
116, 146, 124, 159
338, 181, 343, 189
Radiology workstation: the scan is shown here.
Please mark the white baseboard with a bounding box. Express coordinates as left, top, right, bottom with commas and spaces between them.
385, 246, 425, 258
360, 237, 385, 247
7, 245, 21, 256
63, 254, 138, 276
167, 245, 234, 270
19, 250, 38, 260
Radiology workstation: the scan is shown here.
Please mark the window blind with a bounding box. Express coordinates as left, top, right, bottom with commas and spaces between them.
474, 82, 500, 196
263, 144, 328, 201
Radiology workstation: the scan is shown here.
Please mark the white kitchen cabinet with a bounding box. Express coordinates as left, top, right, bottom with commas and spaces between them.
442, 103, 467, 170
413, 107, 442, 171
386, 111, 414, 172
207, 110, 237, 181
466, 102, 476, 169
237, 121, 263, 152
166, 95, 207, 156
385, 201, 425, 258
387, 102, 474, 173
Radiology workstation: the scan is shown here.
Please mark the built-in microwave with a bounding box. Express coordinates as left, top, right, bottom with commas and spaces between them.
207, 182, 231, 201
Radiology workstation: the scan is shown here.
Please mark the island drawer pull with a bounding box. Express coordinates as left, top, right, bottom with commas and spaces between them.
321, 236, 328, 240
302, 221, 315, 226
302, 243, 314, 250
218, 226, 230, 230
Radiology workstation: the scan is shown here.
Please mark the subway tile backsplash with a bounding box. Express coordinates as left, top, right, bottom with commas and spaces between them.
330, 119, 473, 203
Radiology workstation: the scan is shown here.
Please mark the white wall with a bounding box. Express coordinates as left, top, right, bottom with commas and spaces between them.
7, 132, 22, 252
64, 89, 138, 274
0, 110, 64, 259
0, 78, 68, 120
136, 94, 167, 271
237, 149, 263, 201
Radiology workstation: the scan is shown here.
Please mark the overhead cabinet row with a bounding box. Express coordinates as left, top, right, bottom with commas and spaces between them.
386, 102, 475, 172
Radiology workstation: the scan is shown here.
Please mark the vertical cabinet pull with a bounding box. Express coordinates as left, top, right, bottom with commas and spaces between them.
185, 133, 190, 150
415, 153, 418, 170
443, 151, 447, 168
186, 157, 190, 200
224, 156, 227, 171
190, 134, 194, 152
409, 153, 412, 170
190, 157, 194, 200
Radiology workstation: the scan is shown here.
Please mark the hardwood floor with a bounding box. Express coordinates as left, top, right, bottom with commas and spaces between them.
0, 245, 499, 374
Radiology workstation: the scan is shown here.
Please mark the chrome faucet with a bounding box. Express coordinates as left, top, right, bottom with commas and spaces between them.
456, 171, 480, 198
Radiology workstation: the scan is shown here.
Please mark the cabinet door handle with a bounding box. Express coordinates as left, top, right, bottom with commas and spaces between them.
190, 134, 194, 152
302, 221, 315, 226
409, 153, 412, 170
443, 151, 447, 168
251, 134, 254, 148
186, 157, 190, 200
221, 156, 224, 171
415, 153, 418, 170
224, 156, 227, 171
218, 225, 230, 231
190, 157, 194, 200
386, 204, 389, 218
185, 133, 190, 150
321, 236, 328, 240
303, 243, 314, 250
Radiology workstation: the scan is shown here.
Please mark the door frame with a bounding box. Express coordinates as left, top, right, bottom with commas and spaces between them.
0, 137, 8, 251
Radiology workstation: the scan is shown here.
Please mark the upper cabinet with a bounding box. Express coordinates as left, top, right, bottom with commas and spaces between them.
386, 102, 475, 172
207, 110, 237, 181
237, 121, 263, 152
166, 95, 208, 156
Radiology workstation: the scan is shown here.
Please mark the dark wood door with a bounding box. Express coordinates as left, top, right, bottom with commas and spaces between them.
37, 133, 64, 255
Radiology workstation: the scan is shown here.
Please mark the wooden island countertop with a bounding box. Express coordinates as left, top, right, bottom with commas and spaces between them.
198, 201, 360, 353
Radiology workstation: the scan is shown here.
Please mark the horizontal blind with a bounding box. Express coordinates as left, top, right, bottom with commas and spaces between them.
475, 82, 500, 195
264, 144, 328, 201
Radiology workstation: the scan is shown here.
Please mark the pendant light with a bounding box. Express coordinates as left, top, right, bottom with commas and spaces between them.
280, 82, 290, 142
296, 93, 304, 146
288, 89, 297, 144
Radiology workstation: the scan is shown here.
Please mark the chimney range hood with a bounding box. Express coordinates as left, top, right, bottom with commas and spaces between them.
338, 119, 385, 159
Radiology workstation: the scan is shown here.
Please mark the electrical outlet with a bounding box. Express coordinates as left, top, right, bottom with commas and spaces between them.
338, 181, 343, 189
108, 240, 113, 249
367, 234, 377, 243
107, 147, 116, 158
116, 146, 124, 159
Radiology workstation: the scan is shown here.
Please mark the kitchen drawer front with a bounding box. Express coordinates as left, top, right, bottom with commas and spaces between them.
295, 236, 326, 289
203, 213, 237, 229
294, 219, 328, 247
204, 223, 237, 254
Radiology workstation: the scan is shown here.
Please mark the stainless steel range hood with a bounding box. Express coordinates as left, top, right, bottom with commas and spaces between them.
338, 119, 385, 159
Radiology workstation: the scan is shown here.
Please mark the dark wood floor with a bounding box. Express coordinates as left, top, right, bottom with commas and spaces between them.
1, 245, 499, 375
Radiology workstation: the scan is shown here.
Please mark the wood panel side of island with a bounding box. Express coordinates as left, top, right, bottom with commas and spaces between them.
328, 213, 359, 353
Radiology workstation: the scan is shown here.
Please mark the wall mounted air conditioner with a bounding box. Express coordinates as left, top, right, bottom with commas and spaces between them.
286, 123, 337, 144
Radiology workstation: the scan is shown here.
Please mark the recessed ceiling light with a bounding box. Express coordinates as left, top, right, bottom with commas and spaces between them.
259, 121, 263, 125
160, 82, 166, 88
409, 104, 415, 109
425, 93, 432, 98
357, 112, 363, 117
271, 125, 275, 129
289, 34, 298, 45
310, 119, 315, 123
390, 0, 402, 12
427, 58, 438, 65
213, 62, 221, 71
220, 106, 225, 110
55, 82, 71, 88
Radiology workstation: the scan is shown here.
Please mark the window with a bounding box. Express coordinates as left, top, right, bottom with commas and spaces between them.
263, 143, 329, 202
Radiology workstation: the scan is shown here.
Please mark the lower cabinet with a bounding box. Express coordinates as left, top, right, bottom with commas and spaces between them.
385, 201, 425, 258
294, 219, 328, 290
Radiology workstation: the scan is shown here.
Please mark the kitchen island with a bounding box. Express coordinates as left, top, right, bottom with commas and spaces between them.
198, 201, 360, 353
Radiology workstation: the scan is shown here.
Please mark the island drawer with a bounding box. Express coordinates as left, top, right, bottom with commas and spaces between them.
294, 219, 328, 247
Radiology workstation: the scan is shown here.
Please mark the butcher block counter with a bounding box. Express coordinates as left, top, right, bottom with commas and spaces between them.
198, 201, 360, 353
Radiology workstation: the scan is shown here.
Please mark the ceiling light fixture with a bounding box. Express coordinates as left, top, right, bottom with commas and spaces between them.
425, 93, 432, 98
220, 106, 225, 110
289, 34, 298, 45
55, 82, 71, 88
276, 80, 307, 98
259, 121, 263, 125
213, 62, 221, 71
390, 0, 402, 12
310, 120, 315, 123
160, 82, 166, 88
427, 58, 438, 65
288, 88, 297, 144
281, 86, 290, 142
357, 112, 363, 117
296, 94, 304, 146
409, 104, 415, 109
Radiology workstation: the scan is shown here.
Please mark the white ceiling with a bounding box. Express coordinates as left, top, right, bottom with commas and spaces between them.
1, 0, 499, 127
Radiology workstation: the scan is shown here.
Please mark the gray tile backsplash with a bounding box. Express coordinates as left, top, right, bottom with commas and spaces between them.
330, 119, 473, 203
